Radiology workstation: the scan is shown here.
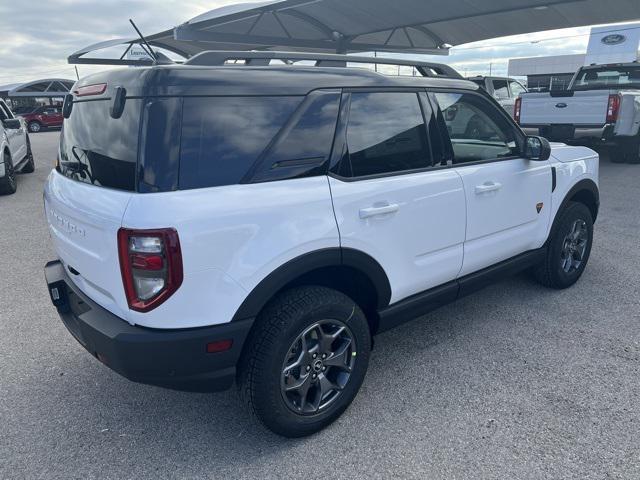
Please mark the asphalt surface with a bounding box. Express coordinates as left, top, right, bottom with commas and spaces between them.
1, 131, 639, 480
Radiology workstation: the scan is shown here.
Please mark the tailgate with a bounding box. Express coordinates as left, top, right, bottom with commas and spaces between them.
520, 91, 609, 126
44, 171, 132, 321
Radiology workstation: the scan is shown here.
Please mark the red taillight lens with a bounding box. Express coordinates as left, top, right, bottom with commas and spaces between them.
514, 97, 522, 124
606, 94, 621, 123
117, 228, 183, 313
74, 83, 107, 97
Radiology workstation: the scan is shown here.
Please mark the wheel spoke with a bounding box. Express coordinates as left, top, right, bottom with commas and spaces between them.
324, 340, 352, 371
318, 374, 340, 401
282, 347, 305, 374
284, 372, 311, 393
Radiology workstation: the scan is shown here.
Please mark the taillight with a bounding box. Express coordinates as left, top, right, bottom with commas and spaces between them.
606, 94, 621, 123
117, 228, 183, 312
74, 83, 107, 97
514, 97, 522, 124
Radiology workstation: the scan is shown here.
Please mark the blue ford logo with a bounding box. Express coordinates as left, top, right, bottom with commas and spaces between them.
555, 103, 568, 109
601, 34, 626, 46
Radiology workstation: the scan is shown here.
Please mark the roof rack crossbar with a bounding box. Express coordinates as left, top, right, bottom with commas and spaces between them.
185, 51, 462, 78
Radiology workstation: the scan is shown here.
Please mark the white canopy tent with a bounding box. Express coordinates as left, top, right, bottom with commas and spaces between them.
69, 0, 640, 64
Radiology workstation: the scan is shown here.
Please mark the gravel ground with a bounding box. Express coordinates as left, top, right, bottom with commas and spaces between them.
1, 131, 639, 480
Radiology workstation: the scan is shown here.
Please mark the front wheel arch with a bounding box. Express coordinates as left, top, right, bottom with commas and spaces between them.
556, 179, 599, 225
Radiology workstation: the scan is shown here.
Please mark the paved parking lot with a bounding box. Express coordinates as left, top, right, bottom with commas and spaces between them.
1, 131, 639, 479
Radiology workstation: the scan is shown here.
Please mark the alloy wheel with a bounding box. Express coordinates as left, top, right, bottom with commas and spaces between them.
281, 319, 356, 414
560, 219, 588, 273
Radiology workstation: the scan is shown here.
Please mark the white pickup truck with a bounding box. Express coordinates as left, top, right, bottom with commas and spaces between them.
517, 63, 640, 163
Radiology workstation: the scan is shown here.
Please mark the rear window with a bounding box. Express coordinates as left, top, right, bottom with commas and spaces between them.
58, 99, 141, 191
179, 96, 302, 189
573, 66, 640, 90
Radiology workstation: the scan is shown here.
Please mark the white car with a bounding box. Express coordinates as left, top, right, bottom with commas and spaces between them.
0, 99, 34, 195
517, 63, 640, 163
44, 52, 599, 437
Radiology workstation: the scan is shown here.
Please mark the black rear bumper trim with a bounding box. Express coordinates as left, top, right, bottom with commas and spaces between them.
45, 260, 253, 392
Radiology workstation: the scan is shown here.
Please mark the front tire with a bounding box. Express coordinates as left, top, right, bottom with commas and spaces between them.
0, 151, 17, 195
533, 202, 594, 289
237, 286, 371, 437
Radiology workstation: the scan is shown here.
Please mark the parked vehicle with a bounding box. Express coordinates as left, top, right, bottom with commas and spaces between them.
44, 52, 599, 437
0, 99, 34, 195
20, 105, 64, 133
517, 63, 640, 163
467, 76, 528, 117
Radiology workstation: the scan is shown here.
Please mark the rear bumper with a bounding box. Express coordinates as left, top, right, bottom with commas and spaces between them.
44, 260, 253, 392
521, 124, 616, 144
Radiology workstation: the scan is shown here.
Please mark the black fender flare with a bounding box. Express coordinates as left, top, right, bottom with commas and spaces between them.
556, 178, 599, 222
231, 247, 392, 321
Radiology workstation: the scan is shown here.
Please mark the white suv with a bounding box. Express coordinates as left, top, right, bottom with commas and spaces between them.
44, 52, 599, 437
0, 99, 34, 195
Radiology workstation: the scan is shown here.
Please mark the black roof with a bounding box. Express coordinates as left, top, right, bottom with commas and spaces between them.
76, 64, 479, 98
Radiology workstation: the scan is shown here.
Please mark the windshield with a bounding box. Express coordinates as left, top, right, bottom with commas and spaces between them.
572, 66, 640, 90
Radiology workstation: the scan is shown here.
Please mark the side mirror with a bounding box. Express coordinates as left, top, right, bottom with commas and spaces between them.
524, 135, 551, 161
2, 118, 21, 130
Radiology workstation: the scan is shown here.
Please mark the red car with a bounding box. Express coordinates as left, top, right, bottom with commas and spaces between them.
20, 106, 63, 133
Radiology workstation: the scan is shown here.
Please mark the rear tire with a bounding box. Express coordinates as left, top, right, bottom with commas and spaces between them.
621, 137, 640, 164
610, 144, 627, 163
0, 151, 17, 195
21, 136, 35, 173
533, 202, 593, 289
237, 286, 371, 437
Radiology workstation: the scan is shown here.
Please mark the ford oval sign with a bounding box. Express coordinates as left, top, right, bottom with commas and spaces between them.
555, 103, 568, 109
601, 34, 626, 46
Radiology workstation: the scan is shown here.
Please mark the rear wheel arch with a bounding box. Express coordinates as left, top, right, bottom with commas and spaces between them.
232, 248, 391, 333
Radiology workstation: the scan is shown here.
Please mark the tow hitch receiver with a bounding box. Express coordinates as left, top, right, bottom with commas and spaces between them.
45, 260, 70, 313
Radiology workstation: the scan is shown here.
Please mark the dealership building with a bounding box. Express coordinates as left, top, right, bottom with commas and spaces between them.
508, 23, 640, 91
0, 78, 75, 114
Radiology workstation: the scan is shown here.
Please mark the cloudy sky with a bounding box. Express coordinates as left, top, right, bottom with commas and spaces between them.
0, 0, 626, 86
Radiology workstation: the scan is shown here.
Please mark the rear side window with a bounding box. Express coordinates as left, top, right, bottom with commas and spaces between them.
58, 99, 141, 191
341, 92, 431, 178
179, 96, 302, 189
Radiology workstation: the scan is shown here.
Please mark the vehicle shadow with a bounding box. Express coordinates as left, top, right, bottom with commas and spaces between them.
12, 272, 552, 471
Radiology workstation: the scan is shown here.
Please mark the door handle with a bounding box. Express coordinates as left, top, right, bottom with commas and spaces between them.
359, 203, 400, 219
475, 181, 502, 194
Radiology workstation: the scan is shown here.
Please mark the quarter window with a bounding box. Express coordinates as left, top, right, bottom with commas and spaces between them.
179, 96, 302, 189
342, 92, 431, 178
433, 92, 520, 164
249, 90, 341, 183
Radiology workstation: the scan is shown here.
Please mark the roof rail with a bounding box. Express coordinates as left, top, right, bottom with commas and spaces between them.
185, 51, 462, 79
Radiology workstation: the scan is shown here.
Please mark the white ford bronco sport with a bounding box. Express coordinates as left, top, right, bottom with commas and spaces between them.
44, 52, 599, 437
